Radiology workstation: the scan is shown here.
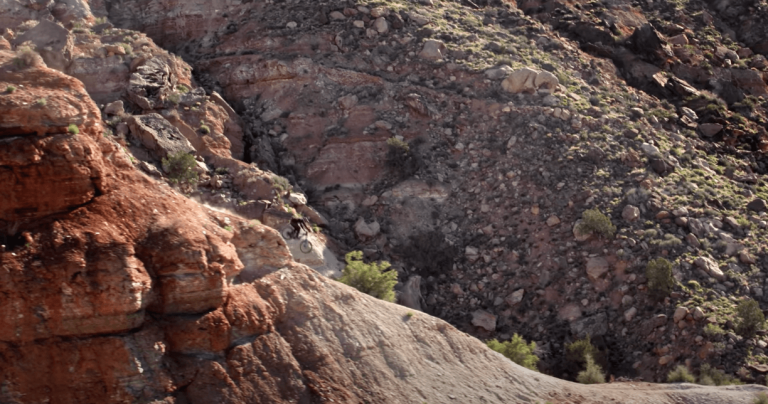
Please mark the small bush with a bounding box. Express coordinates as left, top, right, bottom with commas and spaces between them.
668, 365, 696, 383
161, 151, 198, 186
6, 85, 15, 93
177, 84, 190, 93
486, 334, 539, 371
576, 354, 605, 384
698, 364, 742, 386
167, 93, 180, 104
200, 124, 211, 134
567, 335, 602, 364
736, 298, 765, 337
119, 43, 132, 55
646, 258, 675, 298
67, 124, 79, 134
386, 137, 422, 179
36, 98, 46, 106
338, 251, 398, 302
754, 392, 768, 404
703, 323, 726, 338
577, 209, 616, 238
386, 137, 410, 152
271, 174, 291, 193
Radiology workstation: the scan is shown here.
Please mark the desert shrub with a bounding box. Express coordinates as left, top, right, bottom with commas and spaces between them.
486, 334, 539, 371
667, 365, 695, 383
736, 298, 765, 337
577, 208, 616, 238
6, 85, 16, 93
576, 354, 605, 384
386, 137, 422, 179
176, 84, 190, 93
167, 93, 180, 104
338, 251, 397, 302
698, 364, 742, 386
67, 124, 79, 134
271, 174, 291, 193
646, 258, 675, 298
200, 124, 211, 134
161, 151, 198, 186
119, 43, 132, 54
754, 392, 768, 404
13, 47, 41, 68
36, 98, 46, 106
703, 323, 726, 338
566, 335, 602, 364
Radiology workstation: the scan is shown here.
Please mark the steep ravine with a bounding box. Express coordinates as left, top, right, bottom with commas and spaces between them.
3, 0, 768, 401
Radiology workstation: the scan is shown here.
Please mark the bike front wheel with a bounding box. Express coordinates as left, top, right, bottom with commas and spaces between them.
299, 239, 313, 254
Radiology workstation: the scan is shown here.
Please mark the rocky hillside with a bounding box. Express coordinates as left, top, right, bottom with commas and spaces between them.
2, 0, 768, 401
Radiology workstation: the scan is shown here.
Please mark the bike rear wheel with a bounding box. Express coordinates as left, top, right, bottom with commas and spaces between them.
299, 239, 313, 254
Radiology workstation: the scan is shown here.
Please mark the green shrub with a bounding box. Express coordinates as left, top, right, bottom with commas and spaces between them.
646, 258, 675, 298
703, 323, 726, 338
486, 334, 539, 371
200, 124, 211, 134
577, 209, 616, 238
177, 84, 190, 93
36, 98, 46, 106
6, 85, 15, 93
161, 151, 198, 186
167, 93, 180, 104
698, 364, 742, 386
13, 47, 40, 68
667, 365, 696, 383
119, 43, 132, 55
338, 251, 397, 302
576, 354, 605, 384
67, 124, 79, 134
271, 174, 291, 192
736, 298, 765, 337
566, 335, 602, 364
754, 392, 768, 404
386, 136, 410, 152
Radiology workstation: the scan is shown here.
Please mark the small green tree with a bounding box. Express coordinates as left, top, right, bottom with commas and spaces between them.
667, 365, 695, 383
486, 334, 539, 371
646, 258, 675, 298
737, 298, 765, 337
576, 354, 605, 384
577, 209, 616, 238
162, 151, 198, 186
566, 335, 602, 364
338, 251, 398, 302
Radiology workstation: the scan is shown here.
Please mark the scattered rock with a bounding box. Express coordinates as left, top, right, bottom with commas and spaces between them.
570, 312, 608, 338
104, 100, 124, 116
484, 65, 514, 80
747, 198, 768, 213
354, 217, 380, 238
419, 40, 446, 60
693, 307, 705, 321
673, 307, 689, 323
501, 68, 559, 94
546, 215, 560, 227
505, 289, 525, 306
586, 257, 610, 281
471, 310, 497, 331
622, 205, 640, 222
694, 257, 725, 281
699, 123, 723, 137
624, 307, 638, 322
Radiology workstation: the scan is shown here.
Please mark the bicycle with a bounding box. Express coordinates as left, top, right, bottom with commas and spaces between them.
281, 227, 313, 254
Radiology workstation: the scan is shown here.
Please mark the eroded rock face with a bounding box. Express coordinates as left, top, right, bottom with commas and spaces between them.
0, 50, 112, 221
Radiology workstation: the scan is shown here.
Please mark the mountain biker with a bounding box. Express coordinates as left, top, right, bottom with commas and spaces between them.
288, 217, 312, 239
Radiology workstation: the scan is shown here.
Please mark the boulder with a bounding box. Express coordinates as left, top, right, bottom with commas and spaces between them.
501, 68, 538, 94
484, 65, 514, 80
471, 310, 497, 331
126, 114, 196, 161
505, 289, 525, 306
622, 205, 640, 222
673, 307, 689, 323
127, 57, 176, 111
104, 100, 125, 116
419, 40, 446, 60
699, 123, 723, 137
586, 257, 610, 281
747, 198, 768, 213
694, 257, 725, 281
354, 217, 380, 238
